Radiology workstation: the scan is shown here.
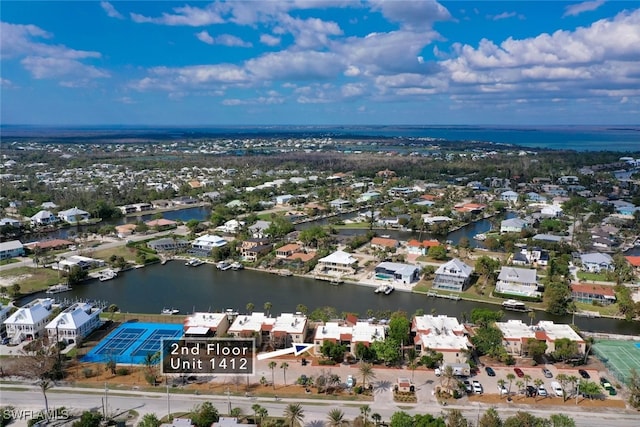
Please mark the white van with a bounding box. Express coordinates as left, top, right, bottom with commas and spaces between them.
551, 381, 563, 397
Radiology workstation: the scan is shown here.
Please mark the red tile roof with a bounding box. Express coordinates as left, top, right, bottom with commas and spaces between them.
625, 256, 640, 267
570, 283, 616, 297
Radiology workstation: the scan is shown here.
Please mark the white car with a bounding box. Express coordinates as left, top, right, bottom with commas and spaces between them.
538, 385, 548, 397
497, 384, 508, 396
472, 380, 483, 394
346, 375, 355, 388
551, 381, 563, 397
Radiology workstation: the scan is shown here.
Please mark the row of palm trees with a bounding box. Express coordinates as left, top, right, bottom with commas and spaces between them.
494, 372, 582, 401
265, 361, 377, 392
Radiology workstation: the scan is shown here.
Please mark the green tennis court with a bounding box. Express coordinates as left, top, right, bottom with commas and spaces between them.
592, 340, 640, 384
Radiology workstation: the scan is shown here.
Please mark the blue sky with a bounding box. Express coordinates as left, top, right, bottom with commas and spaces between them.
1, 1, 639, 125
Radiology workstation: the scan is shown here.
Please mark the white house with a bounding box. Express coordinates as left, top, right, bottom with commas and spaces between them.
0, 217, 22, 227
541, 204, 563, 218
500, 191, 519, 203
57, 207, 90, 223
30, 210, 58, 226
329, 199, 351, 210
183, 312, 231, 337
216, 219, 245, 234
0, 240, 25, 260
374, 262, 421, 284
248, 220, 271, 238
4, 298, 54, 342
192, 234, 228, 254
271, 313, 308, 348
275, 195, 295, 205
412, 315, 471, 364
580, 252, 614, 273
496, 319, 585, 356
432, 258, 473, 292
313, 321, 385, 356
316, 250, 358, 275
500, 218, 529, 233
45, 302, 102, 344
496, 266, 541, 298
227, 312, 276, 347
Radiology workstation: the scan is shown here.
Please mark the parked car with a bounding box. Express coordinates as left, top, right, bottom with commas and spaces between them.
485, 367, 496, 377
525, 385, 537, 397
514, 367, 525, 378
578, 369, 590, 379
435, 368, 441, 377
497, 384, 508, 396
537, 385, 548, 397
463, 380, 473, 393
472, 380, 483, 394
346, 375, 355, 388
551, 381, 563, 397
600, 377, 612, 389
542, 368, 553, 378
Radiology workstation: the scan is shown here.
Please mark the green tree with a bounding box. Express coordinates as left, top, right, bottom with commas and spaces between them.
280, 362, 289, 385
371, 338, 401, 365
191, 402, 219, 427
18, 339, 60, 419
268, 361, 277, 389
549, 414, 576, 427
552, 338, 579, 362
474, 256, 501, 287
470, 326, 503, 356
358, 362, 376, 389
470, 308, 503, 327
360, 405, 371, 427
387, 311, 411, 345
246, 302, 255, 313
524, 338, 548, 358
444, 409, 469, 427
320, 340, 347, 363
503, 411, 550, 427
627, 368, 640, 409
137, 413, 161, 427
506, 372, 516, 396
327, 409, 345, 427
283, 403, 304, 427
545, 281, 571, 315
264, 301, 272, 316
478, 408, 502, 427
372, 413, 382, 426
72, 411, 102, 427
428, 245, 447, 260
390, 411, 413, 427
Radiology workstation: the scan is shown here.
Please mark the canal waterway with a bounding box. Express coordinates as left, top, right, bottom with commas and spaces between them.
27, 262, 640, 336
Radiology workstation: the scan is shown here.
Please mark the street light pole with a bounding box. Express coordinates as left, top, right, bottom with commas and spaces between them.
166, 378, 171, 420
226, 387, 231, 415
576, 379, 580, 405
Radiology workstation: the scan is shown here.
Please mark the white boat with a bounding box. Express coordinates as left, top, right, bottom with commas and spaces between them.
217, 261, 231, 271
161, 308, 180, 315
384, 285, 394, 295
502, 299, 530, 312
473, 233, 487, 241
230, 262, 244, 270
98, 269, 118, 282
185, 258, 204, 267
374, 284, 387, 294
46, 284, 71, 294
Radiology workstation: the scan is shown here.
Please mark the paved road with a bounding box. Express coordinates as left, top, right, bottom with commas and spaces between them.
1, 385, 639, 427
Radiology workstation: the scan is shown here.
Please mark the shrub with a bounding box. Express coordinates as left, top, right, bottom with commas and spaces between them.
82, 368, 95, 378
116, 367, 130, 376
318, 359, 336, 366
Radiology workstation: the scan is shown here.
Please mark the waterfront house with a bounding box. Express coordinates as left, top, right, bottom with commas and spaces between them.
217, 219, 245, 234
313, 321, 385, 356
406, 239, 441, 256
145, 218, 178, 230
248, 220, 271, 238
172, 196, 198, 205
240, 239, 273, 262
151, 199, 173, 209
329, 198, 351, 211
625, 256, 640, 272
58, 255, 105, 271
421, 215, 453, 225
41, 201, 59, 210
432, 258, 473, 292
0, 217, 22, 228
118, 205, 137, 215
580, 252, 614, 273
316, 250, 358, 275
25, 239, 74, 253
495, 266, 541, 298
500, 218, 529, 233
500, 191, 519, 203
115, 223, 137, 238
497, 319, 585, 356
0, 240, 25, 260
276, 243, 302, 259
270, 313, 308, 348
132, 203, 153, 212
183, 312, 231, 337
495, 319, 536, 356
356, 191, 381, 203
227, 312, 276, 347
412, 315, 471, 364
541, 204, 563, 218
570, 283, 616, 305
45, 302, 102, 344
30, 210, 58, 226
57, 207, 90, 223
147, 237, 190, 252
275, 195, 295, 205
191, 234, 228, 256
374, 262, 421, 284
3, 298, 54, 342
370, 237, 399, 251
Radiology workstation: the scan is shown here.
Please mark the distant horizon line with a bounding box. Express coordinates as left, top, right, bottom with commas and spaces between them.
2, 123, 639, 128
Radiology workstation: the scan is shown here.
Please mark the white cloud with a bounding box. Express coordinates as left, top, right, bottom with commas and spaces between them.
489, 12, 522, 21
246, 50, 343, 81
260, 34, 281, 46
216, 34, 252, 48
131, 4, 225, 26
196, 30, 215, 45
370, 0, 451, 30
100, 1, 124, 19
21, 56, 109, 80
276, 14, 343, 49
1, 78, 15, 88
563, 0, 606, 17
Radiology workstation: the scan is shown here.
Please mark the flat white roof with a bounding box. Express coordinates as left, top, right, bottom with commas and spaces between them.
537, 321, 584, 342
272, 313, 307, 335
352, 322, 385, 343
184, 312, 228, 329
228, 312, 275, 333
319, 250, 357, 265
413, 315, 464, 335
495, 319, 536, 340
418, 332, 470, 351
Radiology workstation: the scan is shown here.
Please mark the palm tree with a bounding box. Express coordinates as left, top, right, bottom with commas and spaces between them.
283, 403, 304, 427
251, 404, 262, 421
567, 375, 579, 397
523, 374, 532, 390
408, 359, 418, 381
441, 365, 456, 395
358, 362, 376, 389
528, 310, 536, 326
515, 380, 524, 396
246, 302, 255, 313
360, 405, 371, 426
280, 362, 289, 386
506, 372, 516, 396
583, 336, 595, 364
256, 407, 268, 426
268, 361, 276, 390
264, 301, 272, 316
326, 409, 345, 427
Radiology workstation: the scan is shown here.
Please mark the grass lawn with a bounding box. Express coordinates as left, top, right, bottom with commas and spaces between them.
576, 271, 613, 282
574, 301, 620, 317
91, 245, 140, 263
333, 222, 373, 229
0, 266, 60, 293
0, 258, 20, 266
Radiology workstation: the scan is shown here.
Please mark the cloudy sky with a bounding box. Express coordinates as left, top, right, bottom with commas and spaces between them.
1, 0, 639, 125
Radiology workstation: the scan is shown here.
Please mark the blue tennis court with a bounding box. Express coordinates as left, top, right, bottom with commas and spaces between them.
83, 322, 183, 364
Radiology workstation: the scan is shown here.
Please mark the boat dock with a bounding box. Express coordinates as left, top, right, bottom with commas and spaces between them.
426, 291, 461, 301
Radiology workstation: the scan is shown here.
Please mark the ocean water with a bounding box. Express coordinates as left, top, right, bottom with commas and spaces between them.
2, 125, 639, 152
